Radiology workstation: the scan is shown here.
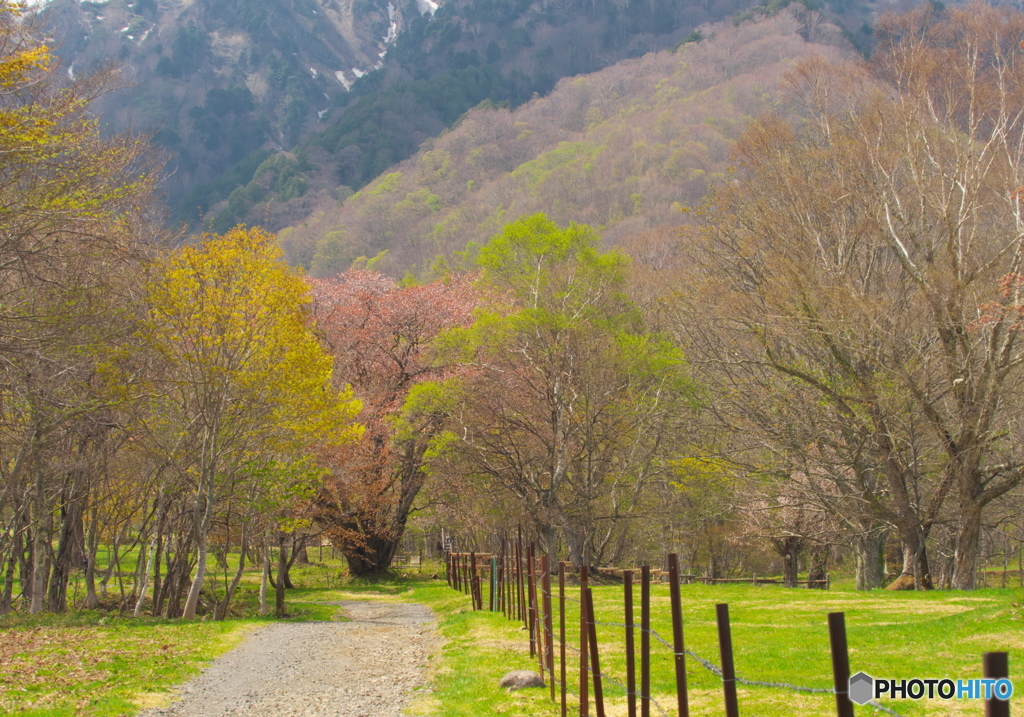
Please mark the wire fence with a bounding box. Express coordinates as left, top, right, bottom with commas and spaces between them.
444, 535, 1010, 717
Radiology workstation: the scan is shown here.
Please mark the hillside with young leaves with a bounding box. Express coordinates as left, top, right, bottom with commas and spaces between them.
32, 0, 881, 233
277, 10, 852, 277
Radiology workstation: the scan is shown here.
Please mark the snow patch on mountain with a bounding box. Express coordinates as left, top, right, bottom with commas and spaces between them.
416, 0, 439, 16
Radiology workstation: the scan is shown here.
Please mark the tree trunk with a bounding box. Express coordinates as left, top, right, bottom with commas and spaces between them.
150, 515, 165, 617
163, 543, 193, 619
888, 520, 933, 590
708, 550, 721, 581
807, 545, 829, 589
282, 533, 309, 588
46, 473, 87, 613
771, 535, 803, 587
855, 531, 886, 590
536, 522, 558, 565
216, 521, 248, 620
342, 532, 403, 576
782, 547, 800, 588
888, 535, 932, 590
565, 535, 583, 570
84, 517, 100, 608
134, 496, 163, 617
20, 525, 34, 605
183, 472, 217, 619
0, 520, 21, 615
951, 498, 984, 590
275, 531, 287, 618
98, 522, 129, 599
29, 470, 50, 614
259, 534, 271, 616
182, 531, 209, 619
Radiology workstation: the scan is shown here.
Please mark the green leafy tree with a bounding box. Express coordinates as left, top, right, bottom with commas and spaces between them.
428, 214, 695, 566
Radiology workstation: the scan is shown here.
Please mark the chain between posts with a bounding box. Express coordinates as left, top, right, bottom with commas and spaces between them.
452, 546, 907, 717
581, 617, 905, 716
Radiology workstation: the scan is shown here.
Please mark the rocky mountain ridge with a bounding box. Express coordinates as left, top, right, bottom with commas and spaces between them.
31, 0, 892, 234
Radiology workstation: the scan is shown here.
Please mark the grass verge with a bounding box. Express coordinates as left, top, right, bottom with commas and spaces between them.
3, 563, 1021, 717
0, 563, 347, 716
397, 577, 1024, 717
0, 612, 254, 717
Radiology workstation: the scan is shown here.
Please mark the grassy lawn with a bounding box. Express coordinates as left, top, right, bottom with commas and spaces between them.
1, 559, 1021, 716
397, 576, 1023, 717
0, 612, 254, 716
0, 557, 352, 716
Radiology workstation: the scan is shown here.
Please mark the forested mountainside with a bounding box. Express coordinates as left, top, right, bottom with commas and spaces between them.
34, 0, 881, 233
276, 10, 851, 277
36, 0, 412, 211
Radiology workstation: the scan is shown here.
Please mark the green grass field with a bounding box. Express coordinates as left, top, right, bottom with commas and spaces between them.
1, 559, 1021, 716
402, 577, 1023, 717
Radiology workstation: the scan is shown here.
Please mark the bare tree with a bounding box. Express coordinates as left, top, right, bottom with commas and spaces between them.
684, 4, 1024, 589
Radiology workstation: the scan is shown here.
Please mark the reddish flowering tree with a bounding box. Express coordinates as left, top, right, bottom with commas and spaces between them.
309, 270, 477, 574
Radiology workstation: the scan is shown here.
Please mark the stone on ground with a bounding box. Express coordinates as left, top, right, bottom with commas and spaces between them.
499, 670, 545, 690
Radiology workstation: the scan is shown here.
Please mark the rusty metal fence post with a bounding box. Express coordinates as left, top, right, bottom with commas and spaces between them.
528, 544, 538, 660
640, 565, 650, 717
667, 553, 690, 717
716, 603, 739, 717
542, 556, 555, 701
624, 570, 637, 717
516, 530, 526, 626
983, 652, 1010, 717
470, 552, 480, 610
580, 565, 589, 717
584, 587, 606, 717
828, 612, 854, 717
559, 562, 567, 717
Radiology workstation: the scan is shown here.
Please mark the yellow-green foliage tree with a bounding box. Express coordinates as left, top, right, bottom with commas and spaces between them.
426, 215, 695, 568
144, 226, 362, 619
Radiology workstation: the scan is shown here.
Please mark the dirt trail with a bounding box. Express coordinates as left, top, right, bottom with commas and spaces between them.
139, 600, 435, 717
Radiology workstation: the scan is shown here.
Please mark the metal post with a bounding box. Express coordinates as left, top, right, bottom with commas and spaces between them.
580, 565, 589, 717
517, 528, 526, 626
641, 565, 650, 717
716, 604, 739, 717
559, 562, 567, 717
491, 556, 498, 611
983, 652, 1009, 717
667, 553, 689, 717
584, 587, 606, 717
470, 552, 480, 610
543, 556, 555, 702
828, 612, 855, 717
624, 570, 637, 717
528, 544, 538, 660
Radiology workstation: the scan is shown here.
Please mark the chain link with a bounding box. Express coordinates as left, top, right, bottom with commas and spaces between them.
468, 570, 905, 717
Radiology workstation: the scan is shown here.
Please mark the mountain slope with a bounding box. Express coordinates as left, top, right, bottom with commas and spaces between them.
275, 9, 852, 277
36, 0, 420, 207
34, 0, 883, 232
192, 0, 782, 232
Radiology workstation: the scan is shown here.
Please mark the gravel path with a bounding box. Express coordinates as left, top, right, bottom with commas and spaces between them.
139, 600, 436, 717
